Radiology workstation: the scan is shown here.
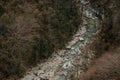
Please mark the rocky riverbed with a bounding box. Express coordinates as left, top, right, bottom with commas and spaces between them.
20, 0, 101, 80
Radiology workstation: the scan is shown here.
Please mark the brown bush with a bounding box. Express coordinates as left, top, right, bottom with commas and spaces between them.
80, 47, 120, 80
0, 0, 81, 79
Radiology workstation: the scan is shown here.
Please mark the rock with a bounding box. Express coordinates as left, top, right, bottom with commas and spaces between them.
68, 49, 76, 54
33, 70, 38, 76
22, 75, 34, 80
37, 70, 44, 76
71, 47, 75, 50
80, 26, 87, 34
57, 75, 66, 80
79, 37, 84, 41
62, 61, 72, 69
74, 34, 81, 37
34, 77, 40, 80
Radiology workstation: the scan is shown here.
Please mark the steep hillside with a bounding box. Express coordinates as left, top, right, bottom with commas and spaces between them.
0, 0, 81, 79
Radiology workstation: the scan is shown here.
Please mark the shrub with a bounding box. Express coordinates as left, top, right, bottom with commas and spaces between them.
0, 0, 81, 79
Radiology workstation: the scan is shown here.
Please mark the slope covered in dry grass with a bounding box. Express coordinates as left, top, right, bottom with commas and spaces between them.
0, 0, 81, 79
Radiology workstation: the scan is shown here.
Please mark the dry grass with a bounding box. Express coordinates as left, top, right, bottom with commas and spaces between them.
0, 0, 81, 79
80, 47, 120, 80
